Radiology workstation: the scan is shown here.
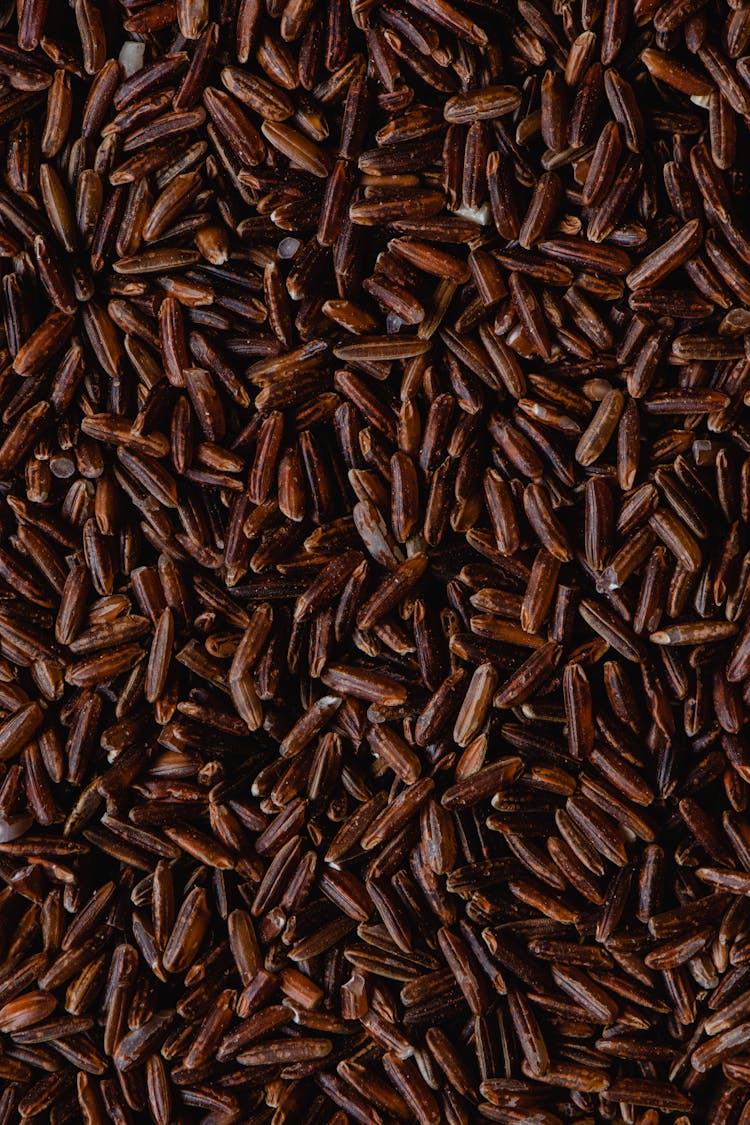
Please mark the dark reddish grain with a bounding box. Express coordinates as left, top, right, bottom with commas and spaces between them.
0, 0, 745, 1122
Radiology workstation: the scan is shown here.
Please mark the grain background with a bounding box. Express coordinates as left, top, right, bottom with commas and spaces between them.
0, 0, 747, 1122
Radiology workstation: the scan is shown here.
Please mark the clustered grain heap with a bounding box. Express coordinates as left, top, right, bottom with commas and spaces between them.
2, 0, 750, 1122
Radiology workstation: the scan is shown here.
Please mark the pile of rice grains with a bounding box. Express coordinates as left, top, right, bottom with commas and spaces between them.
5, 0, 750, 1121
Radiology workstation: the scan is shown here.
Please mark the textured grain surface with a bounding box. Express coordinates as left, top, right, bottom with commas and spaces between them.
0, 0, 750, 1123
